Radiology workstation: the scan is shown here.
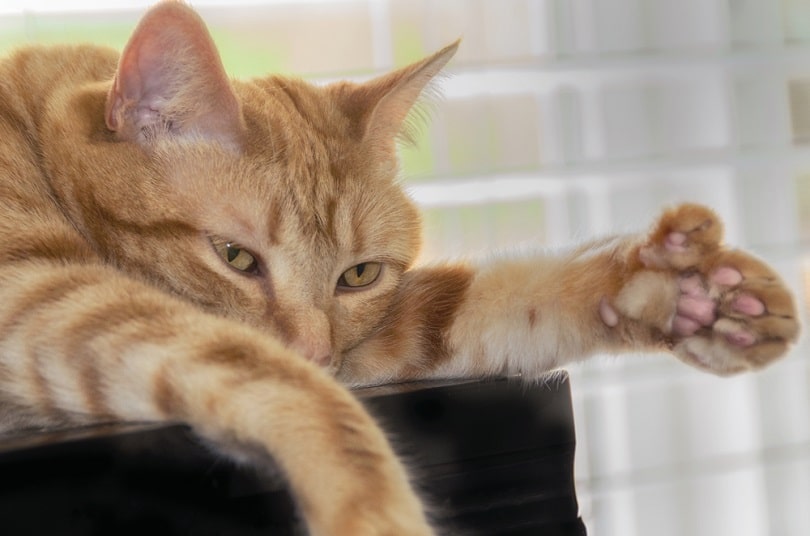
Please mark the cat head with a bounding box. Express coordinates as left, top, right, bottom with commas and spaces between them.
60, 1, 457, 371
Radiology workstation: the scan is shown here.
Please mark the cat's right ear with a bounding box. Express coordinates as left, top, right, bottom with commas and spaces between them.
105, 1, 244, 149
337, 41, 459, 149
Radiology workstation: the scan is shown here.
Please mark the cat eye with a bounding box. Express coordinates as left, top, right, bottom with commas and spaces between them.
338, 262, 382, 289
212, 239, 258, 274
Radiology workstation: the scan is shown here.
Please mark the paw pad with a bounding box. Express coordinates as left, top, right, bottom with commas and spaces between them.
627, 204, 800, 375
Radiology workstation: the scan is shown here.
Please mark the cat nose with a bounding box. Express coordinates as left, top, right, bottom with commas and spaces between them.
290, 338, 332, 368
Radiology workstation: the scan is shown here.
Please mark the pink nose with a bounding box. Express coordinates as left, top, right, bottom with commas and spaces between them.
290, 338, 332, 367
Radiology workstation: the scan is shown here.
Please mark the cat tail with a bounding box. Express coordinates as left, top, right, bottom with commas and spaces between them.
0, 261, 433, 536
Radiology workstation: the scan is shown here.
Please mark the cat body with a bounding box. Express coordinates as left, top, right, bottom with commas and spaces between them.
0, 2, 799, 534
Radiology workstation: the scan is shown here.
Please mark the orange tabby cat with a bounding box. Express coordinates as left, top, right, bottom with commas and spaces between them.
0, 1, 799, 534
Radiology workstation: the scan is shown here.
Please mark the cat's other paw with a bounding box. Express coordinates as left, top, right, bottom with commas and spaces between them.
611, 204, 800, 375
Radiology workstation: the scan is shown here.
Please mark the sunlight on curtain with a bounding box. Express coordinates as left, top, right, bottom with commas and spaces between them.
3, 1, 809, 534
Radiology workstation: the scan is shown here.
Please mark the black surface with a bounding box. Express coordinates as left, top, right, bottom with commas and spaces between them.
0, 376, 586, 535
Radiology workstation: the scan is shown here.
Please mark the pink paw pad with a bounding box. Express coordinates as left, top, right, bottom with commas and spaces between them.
714, 318, 757, 348
665, 232, 688, 253
711, 266, 743, 286
732, 294, 765, 316
672, 315, 701, 336
675, 275, 716, 328
599, 297, 619, 327
725, 330, 756, 347
677, 296, 716, 325
678, 275, 705, 297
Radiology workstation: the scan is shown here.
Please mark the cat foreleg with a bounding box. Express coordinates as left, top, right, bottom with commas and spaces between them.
341, 204, 799, 385
441, 204, 799, 378
0, 262, 434, 536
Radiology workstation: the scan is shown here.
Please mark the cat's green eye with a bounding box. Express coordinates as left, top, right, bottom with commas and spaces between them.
212, 239, 258, 273
338, 262, 382, 289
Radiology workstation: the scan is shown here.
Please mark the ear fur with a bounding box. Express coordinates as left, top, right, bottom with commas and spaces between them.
337, 41, 459, 146
105, 0, 244, 148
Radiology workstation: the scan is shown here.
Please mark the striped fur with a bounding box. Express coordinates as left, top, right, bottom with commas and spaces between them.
0, 2, 799, 534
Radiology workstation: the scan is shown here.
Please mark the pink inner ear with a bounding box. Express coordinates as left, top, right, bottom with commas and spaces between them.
105, 2, 244, 147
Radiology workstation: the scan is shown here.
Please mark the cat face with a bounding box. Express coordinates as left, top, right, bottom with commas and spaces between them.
51, 2, 455, 371
145, 102, 424, 369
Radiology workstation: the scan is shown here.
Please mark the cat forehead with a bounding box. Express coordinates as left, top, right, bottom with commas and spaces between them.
153, 71, 420, 259
162, 135, 419, 264
258, 162, 419, 263
239, 77, 349, 146
239, 80, 407, 225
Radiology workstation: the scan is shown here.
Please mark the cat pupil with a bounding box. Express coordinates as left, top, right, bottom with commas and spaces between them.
356, 263, 366, 277
211, 238, 256, 273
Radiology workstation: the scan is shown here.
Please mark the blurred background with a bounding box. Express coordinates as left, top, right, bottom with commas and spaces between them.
2, 1, 809, 534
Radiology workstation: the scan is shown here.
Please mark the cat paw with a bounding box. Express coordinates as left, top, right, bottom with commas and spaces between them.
609, 204, 800, 375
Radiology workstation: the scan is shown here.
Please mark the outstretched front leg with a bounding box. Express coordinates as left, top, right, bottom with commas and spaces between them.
604, 204, 799, 375
340, 204, 799, 386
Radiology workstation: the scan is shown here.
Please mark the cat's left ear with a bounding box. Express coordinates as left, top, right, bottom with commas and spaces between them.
105, 1, 244, 149
339, 41, 459, 146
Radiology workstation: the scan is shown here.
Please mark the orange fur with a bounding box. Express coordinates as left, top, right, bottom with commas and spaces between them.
0, 2, 800, 534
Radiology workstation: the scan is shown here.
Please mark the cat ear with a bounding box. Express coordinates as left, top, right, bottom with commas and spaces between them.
105, 1, 244, 148
340, 41, 459, 146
